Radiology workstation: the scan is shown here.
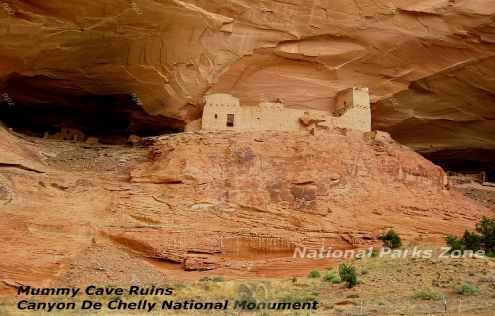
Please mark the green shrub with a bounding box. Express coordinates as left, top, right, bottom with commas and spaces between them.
378, 230, 402, 249
212, 276, 224, 282
462, 231, 482, 251
456, 283, 480, 296
414, 288, 443, 301
476, 217, 495, 254
338, 264, 358, 288
173, 282, 188, 290
331, 276, 342, 284
446, 234, 465, 253
308, 270, 321, 278
322, 272, 340, 283
361, 268, 369, 275
446, 217, 495, 255
322, 272, 333, 282
199, 277, 211, 282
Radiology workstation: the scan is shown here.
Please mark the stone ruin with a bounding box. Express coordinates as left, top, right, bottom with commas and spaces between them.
42, 129, 143, 146
447, 171, 495, 187
201, 87, 371, 133
44, 127, 85, 142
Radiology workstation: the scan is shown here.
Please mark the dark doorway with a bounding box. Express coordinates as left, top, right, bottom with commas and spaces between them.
227, 114, 235, 127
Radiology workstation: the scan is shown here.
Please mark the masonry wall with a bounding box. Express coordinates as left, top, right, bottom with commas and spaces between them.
202, 90, 370, 132
334, 88, 354, 115
202, 94, 241, 130
334, 87, 371, 132
203, 100, 333, 131
239, 103, 333, 131
448, 171, 486, 185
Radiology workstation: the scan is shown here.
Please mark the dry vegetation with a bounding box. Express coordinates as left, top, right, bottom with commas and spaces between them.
1, 247, 494, 316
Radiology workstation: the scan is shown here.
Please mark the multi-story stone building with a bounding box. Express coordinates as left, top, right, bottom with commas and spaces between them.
202, 87, 371, 132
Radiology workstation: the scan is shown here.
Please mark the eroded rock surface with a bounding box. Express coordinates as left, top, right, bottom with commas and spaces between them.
374, 55, 495, 166
0, 127, 490, 292
1, 0, 495, 153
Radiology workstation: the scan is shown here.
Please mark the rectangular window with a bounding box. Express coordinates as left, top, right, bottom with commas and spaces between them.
226, 114, 235, 127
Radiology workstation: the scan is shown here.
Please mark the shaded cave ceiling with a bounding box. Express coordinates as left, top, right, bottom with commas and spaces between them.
1, 0, 494, 172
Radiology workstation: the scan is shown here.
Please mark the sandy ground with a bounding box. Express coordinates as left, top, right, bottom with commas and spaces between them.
1, 249, 494, 315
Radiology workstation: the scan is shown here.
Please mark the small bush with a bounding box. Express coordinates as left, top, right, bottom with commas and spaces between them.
322, 273, 333, 282
173, 282, 188, 290
446, 235, 465, 253
212, 276, 224, 282
445, 217, 495, 255
331, 276, 342, 284
378, 230, 402, 249
456, 282, 480, 296
462, 231, 482, 251
414, 288, 443, 301
322, 272, 340, 283
446, 230, 482, 253
476, 217, 495, 254
199, 277, 211, 282
339, 264, 358, 288
370, 249, 380, 257
361, 268, 369, 275
308, 270, 321, 278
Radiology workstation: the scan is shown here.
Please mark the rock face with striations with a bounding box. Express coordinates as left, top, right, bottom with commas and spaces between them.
0, 126, 490, 291
1, 1, 495, 158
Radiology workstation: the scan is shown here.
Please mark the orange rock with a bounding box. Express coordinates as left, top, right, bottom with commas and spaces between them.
1, 1, 494, 156
0, 127, 490, 290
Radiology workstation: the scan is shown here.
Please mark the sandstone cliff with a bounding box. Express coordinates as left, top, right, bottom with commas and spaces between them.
0, 127, 490, 291
1, 0, 494, 158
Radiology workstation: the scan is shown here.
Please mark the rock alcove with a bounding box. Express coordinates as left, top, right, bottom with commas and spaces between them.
0, 74, 184, 145
422, 149, 495, 183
